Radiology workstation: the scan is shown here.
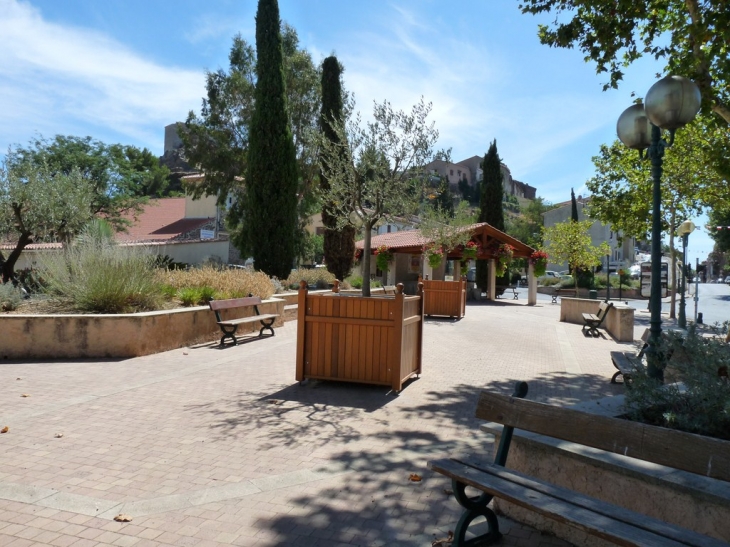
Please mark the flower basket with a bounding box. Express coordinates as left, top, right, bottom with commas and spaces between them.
530, 250, 548, 278
495, 244, 514, 277
462, 241, 478, 261
374, 245, 393, 272
425, 246, 444, 269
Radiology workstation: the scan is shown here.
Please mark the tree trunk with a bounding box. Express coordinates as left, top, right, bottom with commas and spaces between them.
1, 232, 32, 283
361, 226, 373, 297
668, 208, 677, 319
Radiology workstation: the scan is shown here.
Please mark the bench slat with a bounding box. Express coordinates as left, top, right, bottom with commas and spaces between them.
428, 459, 724, 547
218, 314, 279, 326
475, 392, 730, 481
209, 297, 262, 311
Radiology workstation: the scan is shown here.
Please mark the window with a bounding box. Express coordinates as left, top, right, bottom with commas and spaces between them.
457, 170, 461, 176
315, 227, 325, 236
450, 169, 454, 175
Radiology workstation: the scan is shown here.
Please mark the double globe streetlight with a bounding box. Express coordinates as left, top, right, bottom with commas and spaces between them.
616, 75, 701, 381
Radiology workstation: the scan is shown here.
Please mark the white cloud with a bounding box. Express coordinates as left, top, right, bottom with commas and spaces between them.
0, 0, 205, 153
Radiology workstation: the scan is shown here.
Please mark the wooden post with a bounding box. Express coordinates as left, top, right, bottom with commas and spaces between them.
460, 275, 467, 317
391, 284, 405, 391
416, 281, 424, 376
332, 279, 340, 294
295, 280, 308, 382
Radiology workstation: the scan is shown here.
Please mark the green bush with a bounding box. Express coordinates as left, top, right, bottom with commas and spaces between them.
623, 327, 730, 440
179, 287, 202, 307
346, 275, 363, 289
0, 283, 23, 311
37, 242, 164, 313
540, 277, 561, 287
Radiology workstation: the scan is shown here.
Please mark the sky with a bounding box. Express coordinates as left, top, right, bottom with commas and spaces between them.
0, 0, 716, 266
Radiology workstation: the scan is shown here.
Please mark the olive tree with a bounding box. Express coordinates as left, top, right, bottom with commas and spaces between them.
318, 97, 440, 296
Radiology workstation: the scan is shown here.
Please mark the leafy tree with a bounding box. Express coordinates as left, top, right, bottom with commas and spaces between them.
317, 98, 440, 296
319, 55, 356, 282
240, 0, 299, 279
476, 140, 504, 289
519, 0, 730, 125
587, 119, 729, 315
505, 196, 553, 248
543, 220, 610, 289
709, 210, 730, 252
419, 201, 476, 259
6, 135, 170, 227
0, 161, 94, 282
179, 24, 322, 266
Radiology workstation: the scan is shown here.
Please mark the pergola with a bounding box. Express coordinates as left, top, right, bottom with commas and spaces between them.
355, 222, 538, 305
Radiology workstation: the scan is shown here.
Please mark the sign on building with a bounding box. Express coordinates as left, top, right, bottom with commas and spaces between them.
200, 229, 215, 240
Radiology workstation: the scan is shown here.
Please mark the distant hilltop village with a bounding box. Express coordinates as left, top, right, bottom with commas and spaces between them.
425, 157, 536, 201
161, 123, 536, 202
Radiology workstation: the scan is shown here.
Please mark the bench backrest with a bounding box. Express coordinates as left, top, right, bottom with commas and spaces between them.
596, 301, 613, 323
209, 296, 263, 311
476, 389, 730, 481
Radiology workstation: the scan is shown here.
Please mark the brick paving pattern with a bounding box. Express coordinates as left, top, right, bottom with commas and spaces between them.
0, 297, 637, 546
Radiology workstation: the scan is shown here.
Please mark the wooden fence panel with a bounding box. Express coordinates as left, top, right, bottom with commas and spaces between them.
421, 278, 466, 318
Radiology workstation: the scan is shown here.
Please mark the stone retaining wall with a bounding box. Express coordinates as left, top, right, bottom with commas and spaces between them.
0, 298, 284, 360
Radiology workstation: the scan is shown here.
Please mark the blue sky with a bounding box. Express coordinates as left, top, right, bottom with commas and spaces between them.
0, 0, 715, 265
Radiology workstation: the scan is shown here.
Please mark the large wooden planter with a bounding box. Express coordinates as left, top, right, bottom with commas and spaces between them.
295, 281, 423, 391
420, 276, 466, 318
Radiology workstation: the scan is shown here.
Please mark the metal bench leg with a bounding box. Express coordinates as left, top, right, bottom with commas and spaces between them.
258, 318, 276, 337
610, 370, 623, 384
219, 325, 238, 347
452, 480, 501, 546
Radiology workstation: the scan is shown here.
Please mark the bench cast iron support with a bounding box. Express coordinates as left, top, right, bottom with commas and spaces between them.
450, 382, 529, 546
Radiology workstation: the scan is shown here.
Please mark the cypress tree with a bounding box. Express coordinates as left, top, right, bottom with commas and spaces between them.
319, 56, 355, 281
571, 188, 579, 222
243, 0, 299, 279
476, 139, 504, 289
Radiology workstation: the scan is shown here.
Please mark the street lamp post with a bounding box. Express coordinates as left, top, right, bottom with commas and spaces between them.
605, 253, 611, 302
677, 220, 695, 329
616, 75, 701, 381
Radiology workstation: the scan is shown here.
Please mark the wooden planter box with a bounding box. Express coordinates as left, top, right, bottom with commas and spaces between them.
295, 282, 423, 391
421, 277, 466, 318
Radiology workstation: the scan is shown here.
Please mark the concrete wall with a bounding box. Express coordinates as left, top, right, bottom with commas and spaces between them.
559, 297, 635, 342
485, 422, 730, 545
0, 298, 284, 360
184, 194, 217, 218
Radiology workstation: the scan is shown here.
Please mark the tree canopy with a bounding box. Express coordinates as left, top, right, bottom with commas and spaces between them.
519, 0, 730, 125
0, 161, 94, 281
6, 135, 170, 227
543, 219, 610, 288
317, 97, 440, 296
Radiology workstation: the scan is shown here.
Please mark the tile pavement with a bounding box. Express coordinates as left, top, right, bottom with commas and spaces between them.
0, 297, 640, 546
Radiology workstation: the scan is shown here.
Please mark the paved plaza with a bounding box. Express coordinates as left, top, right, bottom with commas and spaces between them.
0, 296, 645, 547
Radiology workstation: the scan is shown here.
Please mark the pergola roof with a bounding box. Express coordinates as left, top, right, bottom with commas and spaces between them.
355, 222, 535, 259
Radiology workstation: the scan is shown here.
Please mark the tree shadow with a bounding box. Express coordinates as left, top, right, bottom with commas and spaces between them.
235, 374, 613, 545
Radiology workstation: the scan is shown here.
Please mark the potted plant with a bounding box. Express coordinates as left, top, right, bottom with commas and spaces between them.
495, 243, 514, 277
425, 245, 443, 269
462, 241, 478, 261
296, 97, 439, 390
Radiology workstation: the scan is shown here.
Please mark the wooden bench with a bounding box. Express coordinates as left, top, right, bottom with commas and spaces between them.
496, 285, 518, 300
551, 287, 577, 303
209, 295, 279, 347
581, 300, 613, 337
428, 382, 727, 547
610, 328, 650, 384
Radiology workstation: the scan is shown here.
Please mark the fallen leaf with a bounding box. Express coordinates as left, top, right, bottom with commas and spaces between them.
114, 514, 132, 522
443, 488, 453, 496
1, 426, 8, 434
20, 394, 30, 397
409, 473, 422, 482
183, 352, 188, 355
268, 399, 283, 405
431, 531, 454, 546
54, 433, 64, 438
16, 377, 21, 380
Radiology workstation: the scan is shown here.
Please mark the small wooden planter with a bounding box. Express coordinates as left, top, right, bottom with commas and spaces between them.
295, 281, 423, 392
420, 276, 466, 318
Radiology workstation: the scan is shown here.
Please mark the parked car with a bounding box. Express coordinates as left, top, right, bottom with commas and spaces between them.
725, 276, 730, 284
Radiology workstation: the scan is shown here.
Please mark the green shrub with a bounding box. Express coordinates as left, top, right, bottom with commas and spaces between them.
156, 266, 274, 299
346, 275, 363, 289
0, 283, 23, 311
38, 242, 164, 313
179, 287, 202, 307
160, 284, 178, 300
541, 277, 561, 287
622, 327, 730, 440
198, 286, 216, 303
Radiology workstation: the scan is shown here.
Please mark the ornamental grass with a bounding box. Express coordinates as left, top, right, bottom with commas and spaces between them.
155, 266, 275, 300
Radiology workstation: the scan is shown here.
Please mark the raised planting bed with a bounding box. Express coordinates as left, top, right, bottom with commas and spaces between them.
295, 281, 423, 392
0, 298, 284, 360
